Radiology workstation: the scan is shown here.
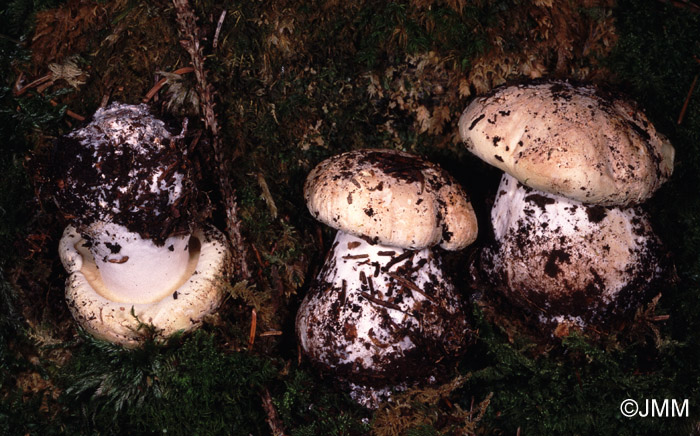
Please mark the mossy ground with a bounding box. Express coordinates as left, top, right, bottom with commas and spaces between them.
1, 0, 699, 434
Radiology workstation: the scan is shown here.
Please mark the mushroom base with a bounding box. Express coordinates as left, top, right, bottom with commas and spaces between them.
296, 231, 469, 400
59, 225, 231, 346
477, 174, 668, 332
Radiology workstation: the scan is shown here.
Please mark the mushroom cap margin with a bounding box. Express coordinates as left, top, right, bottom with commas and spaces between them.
60, 225, 231, 346
458, 80, 675, 206
304, 149, 478, 250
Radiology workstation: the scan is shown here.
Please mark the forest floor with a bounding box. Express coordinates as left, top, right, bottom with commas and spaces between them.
1, 0, 700, 435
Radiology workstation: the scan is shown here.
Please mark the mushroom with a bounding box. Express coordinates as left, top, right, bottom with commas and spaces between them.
459, 80, 674, 206
296, 149, 478, 407
59, 225, 230, 346
53, 103, 230, 345
458, 80, 673, 331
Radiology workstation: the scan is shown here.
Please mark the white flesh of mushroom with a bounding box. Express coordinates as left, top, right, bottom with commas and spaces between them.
84, 221, 191, 304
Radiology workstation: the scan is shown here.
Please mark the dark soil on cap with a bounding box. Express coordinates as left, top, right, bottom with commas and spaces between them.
52, 115, 202, 246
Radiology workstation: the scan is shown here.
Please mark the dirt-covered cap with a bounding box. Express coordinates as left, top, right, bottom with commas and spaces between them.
458, 80, 675, 206
304, 149, 478, 250
52, 103, 199, 244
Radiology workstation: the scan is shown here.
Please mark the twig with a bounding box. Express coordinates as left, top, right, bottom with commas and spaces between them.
213, 9, 227, 49
0, 33, 21, 44
13, 73, 53, 96
36, 80, 53, 94
143, 66, 195, 103
360, 291, 412, 315
677, 74, 698, 125
248, 308, 257, 350
260, 330, 283, 337
261, 388, 287, 436
49, 99, 85, 121
172, 0, 250, 279
386, 272, 436, 303
657, 0, 700, 13
343, 254, 369, 259
13, 72, 24, 94
382, 250, 415, 271
13, 71, 85, 120
256, 172, 278, 219
250, 243, 268, 268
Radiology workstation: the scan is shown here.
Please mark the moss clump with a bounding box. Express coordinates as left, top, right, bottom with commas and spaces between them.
273, 367, 371, 436
59, 330, 277, 435
460, 305, 697, 436
372, 375, 491, 436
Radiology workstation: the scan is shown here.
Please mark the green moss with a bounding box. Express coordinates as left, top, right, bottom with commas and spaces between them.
462, 306, 700, 435
59, 330, 276, 435
273, 368, 370, 436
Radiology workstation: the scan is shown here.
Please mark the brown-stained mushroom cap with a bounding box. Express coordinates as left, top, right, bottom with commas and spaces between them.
458, 80, 675, 206
52, 103, 199, 245
304, 149, 478, 250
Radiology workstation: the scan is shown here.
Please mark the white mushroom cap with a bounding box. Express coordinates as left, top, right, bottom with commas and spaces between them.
304, 149, 478, 250
296, 231, 468, 387
59, 225, 231, 346
459, 80, 675, 206
480, 174, 665, 327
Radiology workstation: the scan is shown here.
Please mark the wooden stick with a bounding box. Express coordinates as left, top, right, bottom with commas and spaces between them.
386, 272, 436, 303
250, 243, 268, 268
213, 10, 227, 49
260, 330, 283, 337
248, 308, 257, 350
658, 0, 700, 13
13, 71, 24, 94
382, 250, 414, 272
173, 0, 250, 279
14, 72, 85, 121
360, 291, 412, 315
13, 73, 53, 96
49, 99, 85, 121
261, 388, 287, 436
142, 66, 195, 103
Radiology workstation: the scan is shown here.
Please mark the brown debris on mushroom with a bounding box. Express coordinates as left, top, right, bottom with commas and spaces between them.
478, 174, 666, 328
297, 149, 477, 407
459, 80, 674, 333
304, 149, 478, 251
459, 80, 675, 206
52, 103, 230, 345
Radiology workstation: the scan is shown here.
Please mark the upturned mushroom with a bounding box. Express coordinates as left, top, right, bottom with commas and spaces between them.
459, 80, 673, 331
296, 149, 478, 407
53, 103, 231, 346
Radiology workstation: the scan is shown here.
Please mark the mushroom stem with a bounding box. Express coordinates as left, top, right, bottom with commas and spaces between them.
296, 230, 467, 406
481, 173, 665, 328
